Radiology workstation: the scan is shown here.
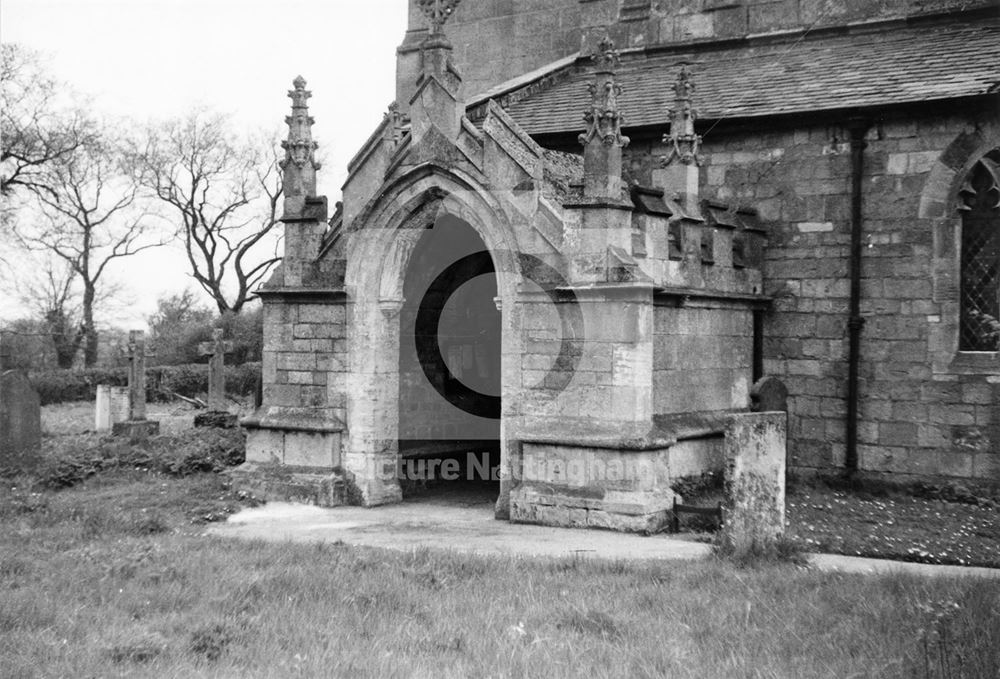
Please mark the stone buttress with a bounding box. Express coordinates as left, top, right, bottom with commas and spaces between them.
236, 77, 348, 504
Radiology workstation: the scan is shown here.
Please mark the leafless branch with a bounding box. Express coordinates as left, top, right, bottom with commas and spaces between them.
132, 111, 284, 314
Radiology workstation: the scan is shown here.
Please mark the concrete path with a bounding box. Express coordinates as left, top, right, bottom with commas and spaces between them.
207, 500, 1000, 579
808, 553, 1000, 579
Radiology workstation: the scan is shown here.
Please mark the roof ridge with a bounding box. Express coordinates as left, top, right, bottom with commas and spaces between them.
635, 6, 997, 60
500, 12, 1000, 134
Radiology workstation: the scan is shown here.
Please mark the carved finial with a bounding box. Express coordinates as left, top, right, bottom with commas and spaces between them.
418, 0, 461, 35
384, 101, 407, 147
578, 36, 629, 149
280, 76, 320, 209
662, 63, 702, 167
673, 65, 695, 102
281, 76, 320, 175
593, 35, 621, 72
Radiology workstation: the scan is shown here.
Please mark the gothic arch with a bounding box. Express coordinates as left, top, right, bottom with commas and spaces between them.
345, 163, 524, 303
341, 164, 528, 510
921, 119, 1000, 373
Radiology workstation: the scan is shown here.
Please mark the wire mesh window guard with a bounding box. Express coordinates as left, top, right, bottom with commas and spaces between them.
958, 150, 1000, 351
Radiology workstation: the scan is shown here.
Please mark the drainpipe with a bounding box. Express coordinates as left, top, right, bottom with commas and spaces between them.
752, 309, 764, 384
845, 118, 871, 474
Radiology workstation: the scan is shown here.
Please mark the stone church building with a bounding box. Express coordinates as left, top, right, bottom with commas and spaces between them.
238, 0, 999, 530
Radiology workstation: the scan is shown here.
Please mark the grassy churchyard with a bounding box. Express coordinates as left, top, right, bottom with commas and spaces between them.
1, 403, 998, 678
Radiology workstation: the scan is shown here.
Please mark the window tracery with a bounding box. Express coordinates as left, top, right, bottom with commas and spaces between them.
958, 149, 1000, 351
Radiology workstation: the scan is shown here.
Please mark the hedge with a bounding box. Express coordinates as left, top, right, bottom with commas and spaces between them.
29, 362, 261, 406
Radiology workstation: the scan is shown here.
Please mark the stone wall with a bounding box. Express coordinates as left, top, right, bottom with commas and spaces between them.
246, 297, 349, 469
516, 289, 655, 424
654, 306, 753, 414
618, 103, 1000, 482
403, 0, 992, 99
262, 300, 348, 425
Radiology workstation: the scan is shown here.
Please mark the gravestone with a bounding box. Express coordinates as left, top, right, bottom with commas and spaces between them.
95, 385, 130, 432
750, 376, 788, 413
720, 412, 787, 553
194, 329, 238, 428
112, 330, 160, 438
0, 337, 42, 470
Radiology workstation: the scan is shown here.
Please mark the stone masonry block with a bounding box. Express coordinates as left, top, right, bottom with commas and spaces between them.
283, 430, 340, 468
298, 305, 346, 325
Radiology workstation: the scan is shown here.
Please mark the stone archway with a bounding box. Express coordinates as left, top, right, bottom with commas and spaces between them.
342, 166, 525, 516
397, 214, 502, 503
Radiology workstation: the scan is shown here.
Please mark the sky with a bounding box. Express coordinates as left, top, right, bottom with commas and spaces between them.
0, 0, 408, 327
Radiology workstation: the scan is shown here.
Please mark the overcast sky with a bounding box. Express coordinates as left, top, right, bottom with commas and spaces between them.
1, 0, 407, 326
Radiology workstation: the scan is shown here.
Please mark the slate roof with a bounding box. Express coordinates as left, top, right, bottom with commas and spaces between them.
501, 14, 1000, 135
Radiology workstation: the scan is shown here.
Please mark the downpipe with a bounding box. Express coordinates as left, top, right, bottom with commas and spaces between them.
845, 118, 871, 474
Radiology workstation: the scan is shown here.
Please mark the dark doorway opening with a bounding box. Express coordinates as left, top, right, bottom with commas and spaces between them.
397, 216, 501, 505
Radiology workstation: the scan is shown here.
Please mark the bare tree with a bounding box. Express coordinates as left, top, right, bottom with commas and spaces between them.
0, 44, 94, 202
25, 259, 83, 368
0, 250, 80, 368
14, 124, 164, 366
135, 111, 283, 314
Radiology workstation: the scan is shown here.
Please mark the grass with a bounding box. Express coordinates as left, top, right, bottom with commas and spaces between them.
2, 402, 998, 676
675, 472, 1000, 569
3, 468, 1000, 678
786, 478, 1000, 569
40, 399, 253, 436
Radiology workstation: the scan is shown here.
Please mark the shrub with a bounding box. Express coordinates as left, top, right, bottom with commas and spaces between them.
147, 293, 263, 366
33, 428, 246, 489
30, 367, 127, 404
29, 363, 261, 405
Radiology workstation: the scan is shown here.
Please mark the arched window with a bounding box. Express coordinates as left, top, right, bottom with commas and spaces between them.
959, 149, 1000, 352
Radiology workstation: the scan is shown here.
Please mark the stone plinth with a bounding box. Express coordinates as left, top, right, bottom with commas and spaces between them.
236, 408, 346, 506
509, 420, 677, 533
227, 463, 348, 507
243, 419, 342, 469
0, 369, 41, 470
720, 411, 787, 550
509, 413, 733, 532
509, 444, 676, 533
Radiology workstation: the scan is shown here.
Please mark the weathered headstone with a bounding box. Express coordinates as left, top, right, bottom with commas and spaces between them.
112, 330, 160, 438
95, 385, 130, 432
750, 375, 788, 413
720, 411, 787, 553
194, 329, 238, 428
0, 336, 42, 470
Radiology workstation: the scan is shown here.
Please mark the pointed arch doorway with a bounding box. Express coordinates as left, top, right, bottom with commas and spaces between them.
397, 214, 502, 505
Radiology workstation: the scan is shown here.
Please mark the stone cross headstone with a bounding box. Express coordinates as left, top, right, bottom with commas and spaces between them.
112, 330, 160, 438
126, 330, 150, 420
199, 329, 235, 412
195, 329, 238, 428
0, 335, 42, 470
